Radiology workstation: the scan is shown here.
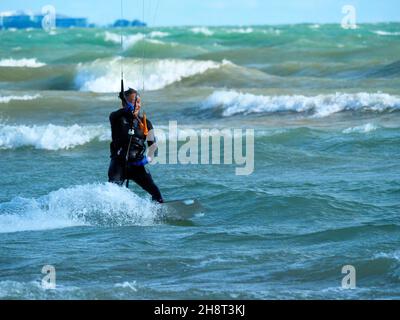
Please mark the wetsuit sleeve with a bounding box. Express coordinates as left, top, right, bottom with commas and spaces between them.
109, 108, 126, 158
109, 111, 116, 124
109, 111, 117, 157
109, 109, 120, 129
109, 110, 119, 143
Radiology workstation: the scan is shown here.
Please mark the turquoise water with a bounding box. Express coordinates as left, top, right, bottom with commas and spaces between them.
0, 24, 400, 299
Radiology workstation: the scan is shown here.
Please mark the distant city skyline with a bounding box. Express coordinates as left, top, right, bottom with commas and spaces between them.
0, 0, 399, 27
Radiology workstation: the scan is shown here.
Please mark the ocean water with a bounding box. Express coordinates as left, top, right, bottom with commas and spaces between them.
0, 24, 400, 300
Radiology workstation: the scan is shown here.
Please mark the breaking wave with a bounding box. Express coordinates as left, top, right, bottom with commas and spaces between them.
0, 123, 110, 150
0, 183, 162, 233
204, 91, 400, 118
76, 58, 232, 92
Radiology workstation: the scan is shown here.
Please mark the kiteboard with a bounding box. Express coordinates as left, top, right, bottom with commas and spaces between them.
163, 199, 203, 221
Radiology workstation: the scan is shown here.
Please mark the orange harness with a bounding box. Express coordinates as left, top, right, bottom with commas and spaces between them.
137, 112, 149, 136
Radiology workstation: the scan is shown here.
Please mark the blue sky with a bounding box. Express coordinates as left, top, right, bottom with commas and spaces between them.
0, 0, 398, 26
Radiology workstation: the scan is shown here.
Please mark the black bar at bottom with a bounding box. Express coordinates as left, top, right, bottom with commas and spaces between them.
0, 300, 395, 318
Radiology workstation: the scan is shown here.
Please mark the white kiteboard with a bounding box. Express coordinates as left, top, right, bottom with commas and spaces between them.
163, 199, 203, 221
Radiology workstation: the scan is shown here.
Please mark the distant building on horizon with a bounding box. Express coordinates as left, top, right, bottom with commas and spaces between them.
0, 10, 88, 29
113, 19, 147, 28
0, 10, 147, 30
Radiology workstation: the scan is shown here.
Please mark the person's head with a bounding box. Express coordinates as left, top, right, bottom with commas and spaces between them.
124, 88, 141, 114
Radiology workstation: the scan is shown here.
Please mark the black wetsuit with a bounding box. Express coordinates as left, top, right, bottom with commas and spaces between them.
108, 108, 163, 203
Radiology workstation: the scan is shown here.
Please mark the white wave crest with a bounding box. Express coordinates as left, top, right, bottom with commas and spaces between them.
0, 183, 162, 233
263, 28, 282, 35
190, 27, 214, 36
146, 39, 166, 45
115, 281, 138, 292
343, 123, 378, 134
0, 123, 110, 150
223, 27, 280, 35
103, 31, 170, 50
204, 91, 400, 118
0, 58, 46, 68
373, 30, 400, 36
374, 251, 400, 262
76, 58, 230, 92
104, 31, 145, 50
149, 31, 170, 38
0, 94, 41, 104
226, 27, 254, 34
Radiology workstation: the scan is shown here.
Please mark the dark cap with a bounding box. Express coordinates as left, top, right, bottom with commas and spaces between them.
119, 87, 139, 101
124, 88, 138, 97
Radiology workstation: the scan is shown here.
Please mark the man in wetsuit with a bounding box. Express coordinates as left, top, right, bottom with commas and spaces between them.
108, 88, 164, 203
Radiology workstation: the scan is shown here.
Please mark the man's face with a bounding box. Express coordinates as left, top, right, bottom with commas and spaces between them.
128, 93, 141, 114
127, 93, 136, 103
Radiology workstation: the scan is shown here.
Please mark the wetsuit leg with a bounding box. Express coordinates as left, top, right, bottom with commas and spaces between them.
128, 166, 164, 203
108, 158, 125, 186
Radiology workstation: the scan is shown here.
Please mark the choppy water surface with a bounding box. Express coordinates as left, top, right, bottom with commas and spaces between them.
0, 24, 399, 299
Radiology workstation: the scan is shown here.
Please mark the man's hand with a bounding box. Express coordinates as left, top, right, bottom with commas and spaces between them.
129, 156, 151, 167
